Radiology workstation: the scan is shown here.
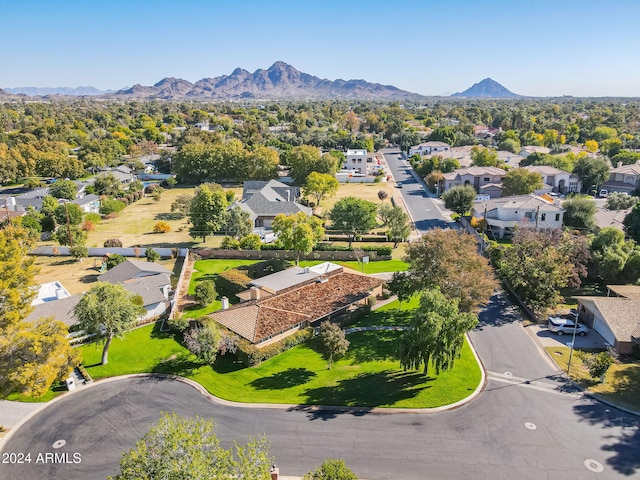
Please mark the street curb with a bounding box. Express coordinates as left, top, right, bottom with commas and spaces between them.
1, 332, 487, 450
524, 322, 640, 418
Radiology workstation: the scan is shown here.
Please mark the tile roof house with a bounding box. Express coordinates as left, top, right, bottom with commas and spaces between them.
229, 180, 312, 229
601, 163, 640, 194
576, 295, 640, 354
443, 166, 507, 197
208, 265, 383, 346
471, 194, 564, 238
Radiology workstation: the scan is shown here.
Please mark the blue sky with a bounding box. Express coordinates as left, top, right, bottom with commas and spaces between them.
2, 0, 640, 97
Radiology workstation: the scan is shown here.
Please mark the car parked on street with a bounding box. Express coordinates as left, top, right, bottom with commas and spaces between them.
547, 316, 588, 336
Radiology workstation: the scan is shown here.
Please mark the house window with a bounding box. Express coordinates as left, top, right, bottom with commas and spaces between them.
483, 177, 490, 182
555, 213, 560, 221
541, 213, 546, 221
525, 212, 533, 219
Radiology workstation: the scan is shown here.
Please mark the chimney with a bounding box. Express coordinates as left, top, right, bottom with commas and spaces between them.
304, 267, 310, 274
250, 287, 261, 300
286, 190, 291, 202
221, 296, 229, 310
618, 161, 623, 168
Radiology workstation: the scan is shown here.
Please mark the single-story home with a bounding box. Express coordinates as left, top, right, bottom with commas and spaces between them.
409, 142, 451, 157
208, 264, 383, 346
70, 194, 101, 213
229, 180, 312, 229
576, 292, 640, 355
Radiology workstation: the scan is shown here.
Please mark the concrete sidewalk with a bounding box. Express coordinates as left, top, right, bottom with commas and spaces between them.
0, 400, 41, 428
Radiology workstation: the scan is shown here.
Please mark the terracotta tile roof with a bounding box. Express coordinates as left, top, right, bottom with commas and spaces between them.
208, 272, 383, 343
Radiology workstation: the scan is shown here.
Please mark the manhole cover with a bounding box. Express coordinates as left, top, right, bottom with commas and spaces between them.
525, 422, 537, 430
584, 459, 603, 472
52, 439, 66, 449
504, 371, 513, 378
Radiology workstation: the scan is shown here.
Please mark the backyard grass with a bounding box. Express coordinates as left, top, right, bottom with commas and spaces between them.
79, 316, 481, 408
315, 183, 393, 216
545, 346, 640, 412
298, 258, 408, 274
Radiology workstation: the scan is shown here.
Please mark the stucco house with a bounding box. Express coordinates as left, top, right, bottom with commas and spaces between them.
409, 141, 451, 157
601, 162, 640, 194
443, 166, 507, 196
523, 165, 581, 194
229, 180, 311, 228
70, 193, 101, 213
471, 194, 565, 238
576, 286, 640, 354
208, 264, 383, 346
345, 149, 372, 174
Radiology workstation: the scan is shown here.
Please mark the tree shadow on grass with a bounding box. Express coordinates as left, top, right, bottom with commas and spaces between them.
155, 212, 185, 221
344, 331, 400, 364
249, 368, 317, 390
212, 354, 246, 374
301, 370, 431, 419
151, 354, 204, 377
150, 320, 176, 339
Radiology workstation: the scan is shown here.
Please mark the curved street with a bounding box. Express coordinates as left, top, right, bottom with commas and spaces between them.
1, 291, 639, 479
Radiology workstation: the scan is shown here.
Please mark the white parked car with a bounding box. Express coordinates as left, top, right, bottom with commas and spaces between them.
547, 316, 588, 336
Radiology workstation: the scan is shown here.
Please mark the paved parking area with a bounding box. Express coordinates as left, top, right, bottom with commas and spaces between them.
527, 323, 609, 350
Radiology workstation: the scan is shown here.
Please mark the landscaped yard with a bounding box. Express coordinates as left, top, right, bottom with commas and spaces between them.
79, 309, 481, 409
545, 346, 640, 412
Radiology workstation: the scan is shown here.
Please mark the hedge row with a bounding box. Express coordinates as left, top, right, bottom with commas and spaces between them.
236, 327, 314, 366
260, 243, 392, 257
215, 269, 252, 298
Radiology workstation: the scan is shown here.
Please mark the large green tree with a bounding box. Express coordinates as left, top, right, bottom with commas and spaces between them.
572, 156, 610, 193
74, 283, 144, 365
112, 413, 272, 480
405, 229, 497, 312
303, 171, 339, 206
287, 145, 340, 184
272, 212, 324, 264
386, 271, 414, 310
624, 203, 640, 243
502, 168, 543, 196
398, 288, 477, 376
470, 146, 499, 167
493, 227, 573, 313
562, 196, 597, 231
329, 197, 378, 247
378, 203, 411, 247
442, 185, 477, 216
93, 172, 122, 197
188, 183, 229, 242
224, 207, 253, 239
48, 179, 78, 200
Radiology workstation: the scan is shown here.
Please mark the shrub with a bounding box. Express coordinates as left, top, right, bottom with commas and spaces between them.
69, 245, 88, 261
84, 212, 101, 224
145, 247, 161, 262
100, 198, 126, 215
194, 280, 217, 306
106, 253, 126, 270
221, 236, 241, 250
81, 219, 96, 232
236, 327, 313, 366
216, 269, 252, 298
153, 221, 171, 233
247, 259, 288, 279
104, 238, 123, 248
163, 177, 177, 189
239, 233, 262, 250
303, 459, 358, 480
183, 323, 221, 364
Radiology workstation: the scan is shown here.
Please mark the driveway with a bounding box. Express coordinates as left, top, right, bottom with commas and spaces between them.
528, 323, 609, 350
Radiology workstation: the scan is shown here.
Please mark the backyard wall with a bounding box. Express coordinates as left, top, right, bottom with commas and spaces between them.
31, 246, 188, 258
194, 248, 390, 261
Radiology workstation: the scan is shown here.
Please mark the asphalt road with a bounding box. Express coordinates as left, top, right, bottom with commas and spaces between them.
381, 148, 450, 233
1, 371, 638, 480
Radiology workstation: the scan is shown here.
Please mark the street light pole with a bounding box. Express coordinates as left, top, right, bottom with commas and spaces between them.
566, 318, 580, 375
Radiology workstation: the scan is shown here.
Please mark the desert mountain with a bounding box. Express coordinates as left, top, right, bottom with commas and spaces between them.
451, 78, 520, 98
4, 86, 113, 96
111, 61, 420, 100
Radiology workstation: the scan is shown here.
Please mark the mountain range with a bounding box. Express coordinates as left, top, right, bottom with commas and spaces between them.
0, 63, 519, 100
452, 78, 521, 98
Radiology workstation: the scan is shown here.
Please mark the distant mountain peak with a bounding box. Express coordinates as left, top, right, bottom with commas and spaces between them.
452, 78, 520, 98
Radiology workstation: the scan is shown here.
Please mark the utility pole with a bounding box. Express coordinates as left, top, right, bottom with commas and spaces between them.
535, 205, 540, 230
64, 201, 74, 248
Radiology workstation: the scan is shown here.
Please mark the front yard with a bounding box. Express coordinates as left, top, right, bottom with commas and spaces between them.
545, 346, 640, 412
80, 303, 481, 409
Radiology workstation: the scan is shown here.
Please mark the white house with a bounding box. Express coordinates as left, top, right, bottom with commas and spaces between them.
345, 149, 370, 174
471, 194, 565, 238
409, 141, 451, 157
523, 165, 581, 194
70, 194, 101, 213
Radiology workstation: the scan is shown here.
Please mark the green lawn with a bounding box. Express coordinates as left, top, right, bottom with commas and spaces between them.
79, 318, 481, 409
297, 259, 408, 274
545, 346, 640, 412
